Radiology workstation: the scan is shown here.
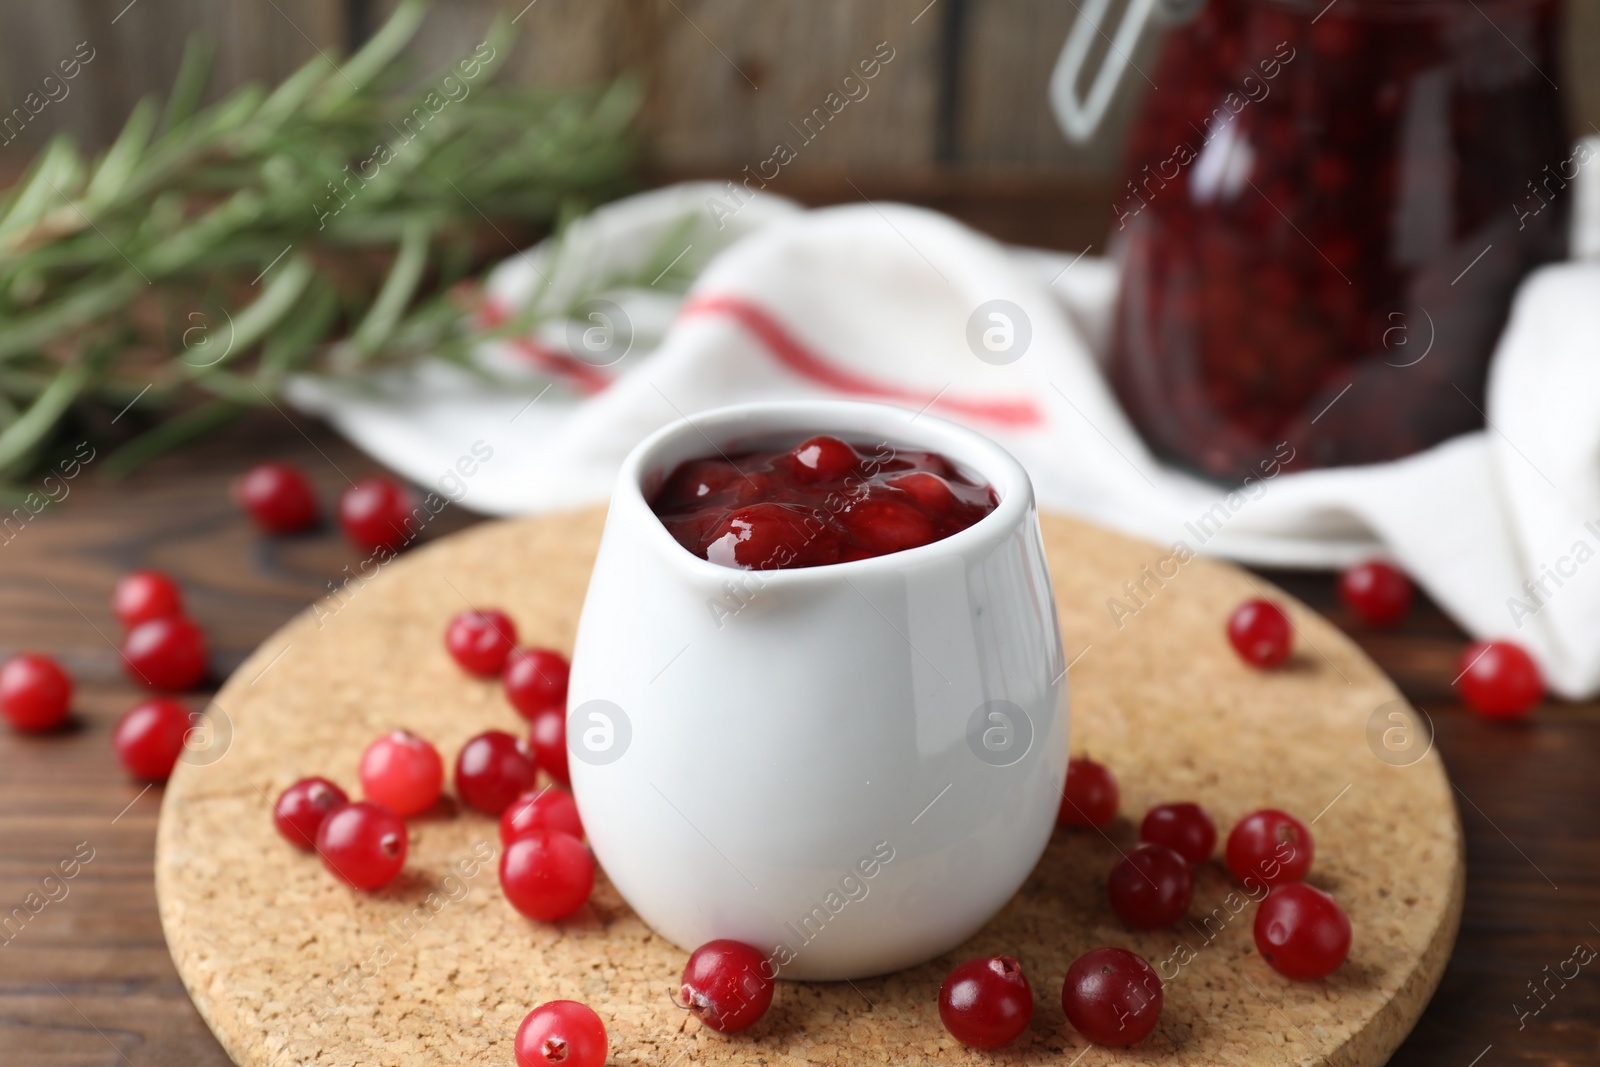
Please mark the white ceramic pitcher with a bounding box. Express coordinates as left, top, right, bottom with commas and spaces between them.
567, 400, 1069, 980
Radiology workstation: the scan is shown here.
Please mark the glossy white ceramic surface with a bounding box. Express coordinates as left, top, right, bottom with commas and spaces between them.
567, 401, 1069, 980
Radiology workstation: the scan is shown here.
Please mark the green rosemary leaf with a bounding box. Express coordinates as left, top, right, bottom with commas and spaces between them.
213, 253, 317, 363
0, 0, 641, 476
311, 0, 429, 118
0, 274, 144, 362
258, 285, 340, 387
143, 189, 266, 278
159, 35, 215, 136
0, 359, 94, 475
254, 54, 337, 133
84, 98, 159, 210
0, 136, 86, 252
352, 218, 431, 358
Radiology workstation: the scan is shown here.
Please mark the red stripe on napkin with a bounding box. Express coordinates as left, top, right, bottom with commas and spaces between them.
679, 294, 1044, 428
478, 299, 612, 396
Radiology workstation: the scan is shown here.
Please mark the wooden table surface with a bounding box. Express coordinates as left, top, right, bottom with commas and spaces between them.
3, 413, 1595, 1067
1, 185, 1596, 1064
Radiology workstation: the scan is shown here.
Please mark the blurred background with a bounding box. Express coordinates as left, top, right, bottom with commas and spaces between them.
2, 0, 1586, 242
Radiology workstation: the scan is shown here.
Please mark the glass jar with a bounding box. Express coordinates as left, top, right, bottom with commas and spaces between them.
1106, 0, 1568, 481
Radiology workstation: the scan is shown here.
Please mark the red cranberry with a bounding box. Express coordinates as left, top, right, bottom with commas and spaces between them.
887, 471, 957, 511
1108, 844, 1195, 929
529, 707, 570, 786
1061, 947, 1163, 1047
1456, 640, 1543, 718
1227, 598, 1292, 668
234, 461, 319, 534
0, 653, 72, 732
937, 955, 1033, 1049
504, 648, 570, 719
274, 776, 349, 850
679, 939, 776, 1033
455, 729, 540, 815
500, 830, 594, 921
121, 616, 208, 690
338, 476, 416, 554
112, 699, 193, 781
1139, 802, 1216, 865
788, 435, 859, 483
1226, 809, 1314, 887
660, 459, 744, 502
112, 570, 184, 628
705, 502, 841, 570
359, 730, 444, 817
1254, 883, 1352, 980
841, 497, 936, 558
444, 608, 519, 677
515, 1000, 607, 1067
1338, 560, 1413, 627
1058, 757, 1118, 827
317, 801, 407, 889
500, 788, 584, 845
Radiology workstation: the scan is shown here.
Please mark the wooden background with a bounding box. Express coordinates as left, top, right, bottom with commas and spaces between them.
0, 0, 1596, 190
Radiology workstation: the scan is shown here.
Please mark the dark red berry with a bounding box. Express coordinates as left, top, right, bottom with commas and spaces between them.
937, 955, 1033, 1049
529, 707, 569, 786
705, 502, 841, 570
788, 434, 859, 483
455, 729, 540, 815
1338, 560, 1413, 627
1227, 598, 1292, 668
887, 471, 957, 511
515, 1000, 607, 1067
0, 653, 72, 732
500, 788, 584, 846
1058, 757, 1119, 827
316, 801, 407, 889
445, 608, 519, 677
841, 497, 936, 558
1254, 883, 1351, 980
112, 570, 184, 628
235, 462, 319, 534
1061, 947, 1163, 1047
359, 730, 443, 817
680, 939, 775, 1034
500, 830, 594, 921
1456, 640, 1543, 718
1108, 844, 1195, 929
274, 776, 349, 850
338, 476, 416, 554
504, 647, 570, 719
121, 616, 208, 690
1140, 802, 1217, 865
112, 699, 192, 781
1226, 809, 1313, 887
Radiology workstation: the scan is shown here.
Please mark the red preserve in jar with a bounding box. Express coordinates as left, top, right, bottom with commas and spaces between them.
1108, 0, 1568, 481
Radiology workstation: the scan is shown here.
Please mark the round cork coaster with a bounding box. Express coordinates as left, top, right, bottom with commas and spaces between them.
156, 509, 1462, 1067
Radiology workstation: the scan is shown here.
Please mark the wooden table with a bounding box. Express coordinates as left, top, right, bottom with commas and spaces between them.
2, 412, 1594, 1067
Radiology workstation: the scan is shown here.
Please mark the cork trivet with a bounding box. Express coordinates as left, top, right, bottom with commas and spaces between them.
157, 510, 1462, 1067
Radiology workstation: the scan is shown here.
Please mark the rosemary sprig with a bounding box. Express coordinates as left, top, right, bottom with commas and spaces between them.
0, 0, 642, 483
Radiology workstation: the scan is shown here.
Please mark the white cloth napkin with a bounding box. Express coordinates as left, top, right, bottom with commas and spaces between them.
286, 175, 1600, 701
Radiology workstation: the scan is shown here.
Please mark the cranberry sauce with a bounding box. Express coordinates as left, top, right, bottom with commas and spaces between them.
649, 435, 998, 570
1108, 0, 1566, 481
